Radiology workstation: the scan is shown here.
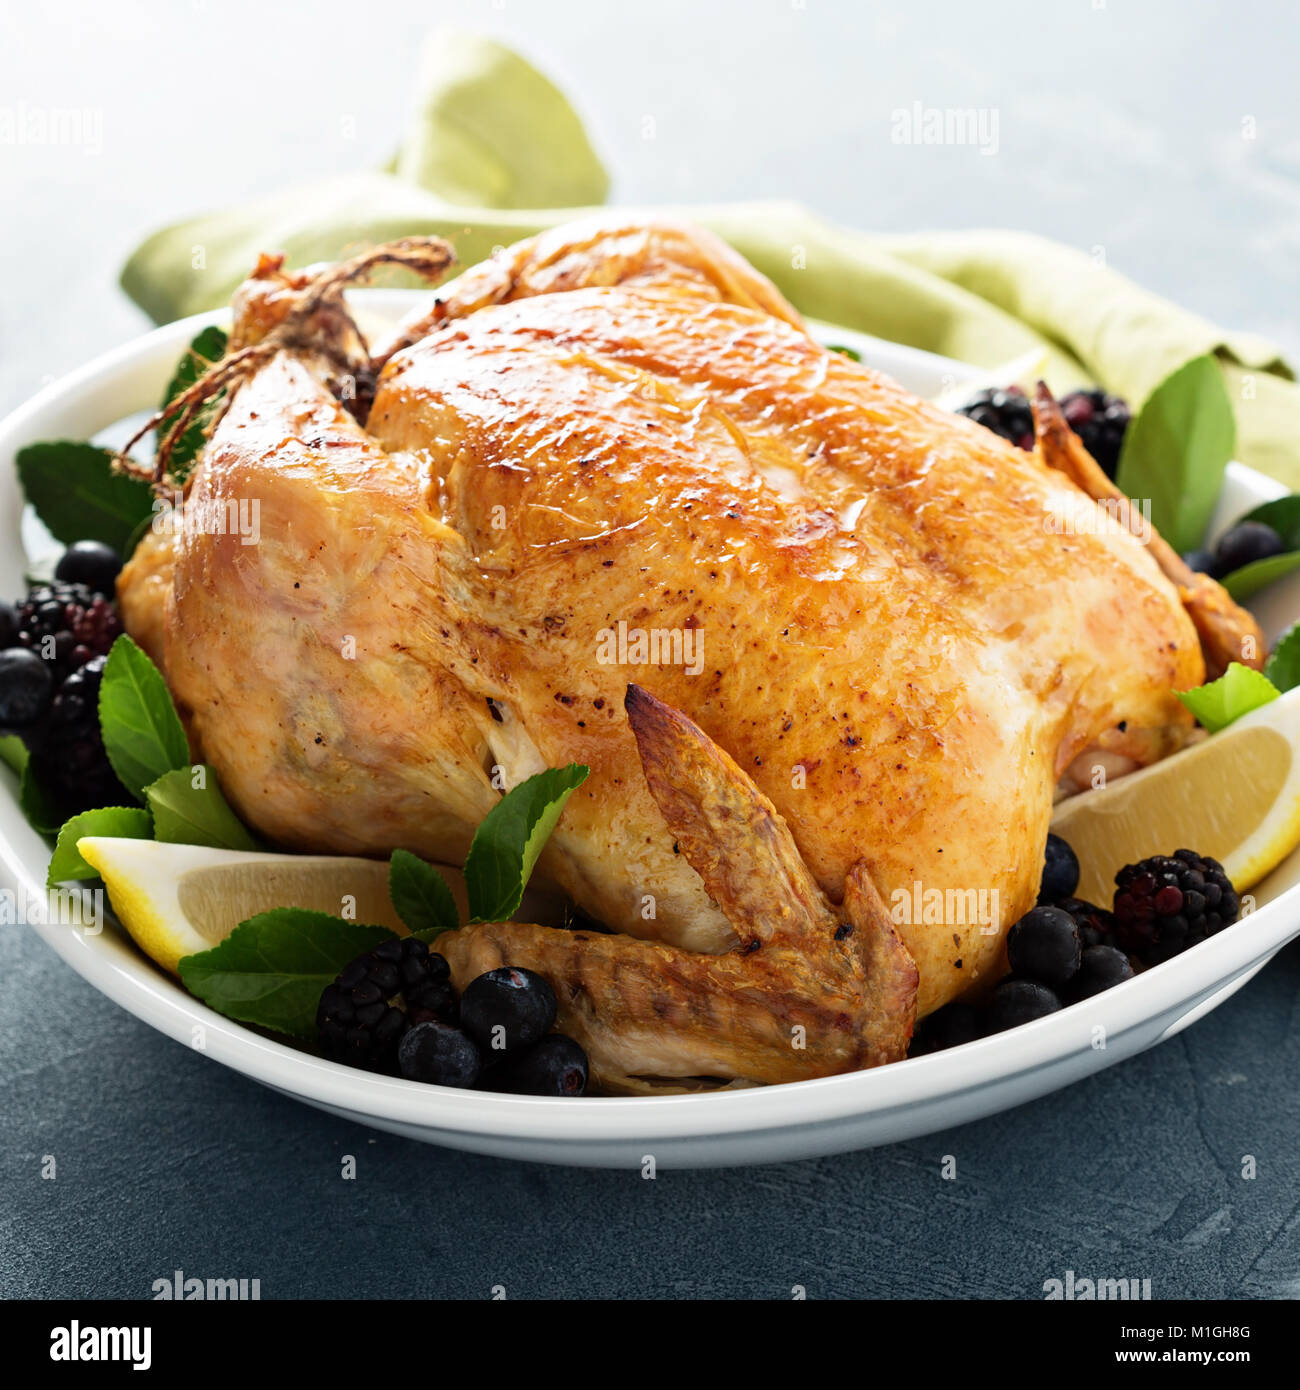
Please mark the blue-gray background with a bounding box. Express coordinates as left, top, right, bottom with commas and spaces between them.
2, 0, 1297, 1299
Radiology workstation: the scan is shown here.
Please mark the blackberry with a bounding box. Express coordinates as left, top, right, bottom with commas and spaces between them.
1112, 850, 1239, 966
316, 938, 456, 1073
1054, 897, 1117, 949
955, 386, 1035, 451
12, 581, 121, 682
25, 654, 130, 815
1059, 388, 1131, 478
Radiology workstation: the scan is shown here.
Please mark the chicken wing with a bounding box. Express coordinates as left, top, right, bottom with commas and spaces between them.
436, 685, 916, 1091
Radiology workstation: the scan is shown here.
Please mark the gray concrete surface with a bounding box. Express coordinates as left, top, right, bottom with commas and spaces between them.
1, 0, 1297, 1299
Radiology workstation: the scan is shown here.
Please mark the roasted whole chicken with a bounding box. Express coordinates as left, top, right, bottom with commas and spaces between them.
117, 217, 1263, 1093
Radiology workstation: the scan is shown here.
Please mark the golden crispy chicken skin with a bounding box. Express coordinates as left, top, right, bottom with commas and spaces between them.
119, 217, 1209, 1086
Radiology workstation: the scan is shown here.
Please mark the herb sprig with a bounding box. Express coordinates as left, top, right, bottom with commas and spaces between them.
1114, 354, 1235, 557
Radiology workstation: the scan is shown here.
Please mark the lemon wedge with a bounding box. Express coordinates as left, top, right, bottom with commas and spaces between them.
1051, 687, 1300, 905
75, 839, 435, 976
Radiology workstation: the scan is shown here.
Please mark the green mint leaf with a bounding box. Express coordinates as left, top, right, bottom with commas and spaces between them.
16, 441, 155, 554
464, 764, 589, 923
388, 848, 459, 936
1264, 621, 1300, 694
825, 343, 862, 361
1177, 662, 1280, 733
145, 766, 258, 851
178, 910, 397, 1040
159, 325, 228, 480
1115, 355, 1236, 555
19, 762, 64, 836
1221, 550, 1300, 602
47, 806, 152, 885
0, 734, 28, 775
98, 634, 190, 802
1239, 494, 1300, 550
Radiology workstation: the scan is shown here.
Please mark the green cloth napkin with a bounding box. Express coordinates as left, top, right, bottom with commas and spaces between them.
121, 30, 1300, 490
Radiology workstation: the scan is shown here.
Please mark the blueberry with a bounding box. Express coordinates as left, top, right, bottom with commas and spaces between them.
1181, 549, 1219, 578
54, 540, 122, 595
1038, 834, 1080, 904
1068, 945, 1135, 1001
909, 1002, 983, 1056
488, 1034, 589, 1095
1213, 521, 1285, 576
985, 978, 1062, 1032
460, 966, 558, 1056
0, 600, 16, 648
0, 648, 54, 729
1007, 905, 1082, 986
397, 1022, 481, 1087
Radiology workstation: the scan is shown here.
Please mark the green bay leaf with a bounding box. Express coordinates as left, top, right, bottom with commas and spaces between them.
389, 848, 459, 936
178, 910, 396, 1039
1239, 494, 1300, 550
1115, 355, 1235, 555
145, 766, 258, 851
19, 762, 64, 836
16, 441, 155, 553
159, 325, 228, 480
47, 806, 152, 885
98, 635, 190, 802
0, 734, 29, 776
1221, 550, 1300, 602
464, 764, 589, 923
1264, 621, 1300, 695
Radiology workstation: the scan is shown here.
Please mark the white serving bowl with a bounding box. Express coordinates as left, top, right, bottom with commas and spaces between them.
1, 292, 1296, 1168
